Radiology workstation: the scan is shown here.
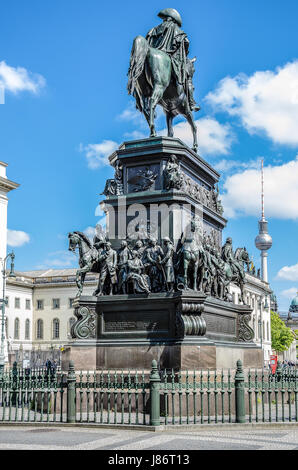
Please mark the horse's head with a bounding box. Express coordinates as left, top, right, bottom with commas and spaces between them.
68, 232, 80, 253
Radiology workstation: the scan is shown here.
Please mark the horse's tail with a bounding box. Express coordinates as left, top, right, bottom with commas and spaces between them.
127, 35, 148, 96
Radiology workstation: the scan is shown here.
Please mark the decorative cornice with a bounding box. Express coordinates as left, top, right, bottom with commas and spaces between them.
0, 176, 19, 193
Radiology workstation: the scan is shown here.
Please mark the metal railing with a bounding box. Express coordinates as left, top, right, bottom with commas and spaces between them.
0, 360, 297, 426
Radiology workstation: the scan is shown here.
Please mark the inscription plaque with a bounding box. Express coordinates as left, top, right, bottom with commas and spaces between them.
103, 311, 169, 334
203, 313, 235, 336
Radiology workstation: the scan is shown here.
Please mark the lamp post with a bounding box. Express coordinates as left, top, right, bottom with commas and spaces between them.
258, 296, 263, 350
0, 252, 16, 372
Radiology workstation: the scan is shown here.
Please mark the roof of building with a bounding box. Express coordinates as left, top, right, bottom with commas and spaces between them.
16, 269, 77, 278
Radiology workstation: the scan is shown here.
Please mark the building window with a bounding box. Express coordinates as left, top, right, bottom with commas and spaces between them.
25, 299, 31, 310
267, 322, 270, 341
69, 298, 75, 309
14, 318, 20, 339
5, 296, 9, 308
52, 299, 60, 310
25, 319, 30, 340
252, 298, 255, 309
37, 300, 44, 310
53, 318, 60, 339
15, 298, 20, 309
36, 319, 44, 339
69, 317, 76, 334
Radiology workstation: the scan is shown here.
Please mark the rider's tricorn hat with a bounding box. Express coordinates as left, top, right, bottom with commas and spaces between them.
158, 8, 182, 27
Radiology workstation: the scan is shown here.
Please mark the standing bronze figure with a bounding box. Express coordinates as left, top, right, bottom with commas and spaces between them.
128, 8, 199, 152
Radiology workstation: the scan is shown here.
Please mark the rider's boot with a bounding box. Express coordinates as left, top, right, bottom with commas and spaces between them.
188, 83, 201, 112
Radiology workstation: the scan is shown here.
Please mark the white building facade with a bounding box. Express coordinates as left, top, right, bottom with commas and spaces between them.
6, 270, 97, 366
229, 273, 272, 365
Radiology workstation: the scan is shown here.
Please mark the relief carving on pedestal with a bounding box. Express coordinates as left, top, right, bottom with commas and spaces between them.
175, 301, 206, 338
72, 306, 97, 339
237, 313, 254, 342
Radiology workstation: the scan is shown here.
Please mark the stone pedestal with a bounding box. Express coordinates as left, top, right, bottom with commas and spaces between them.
62, 292, 263, 371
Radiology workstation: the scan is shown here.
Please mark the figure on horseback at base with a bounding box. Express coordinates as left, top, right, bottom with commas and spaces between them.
221, 237, 246, 284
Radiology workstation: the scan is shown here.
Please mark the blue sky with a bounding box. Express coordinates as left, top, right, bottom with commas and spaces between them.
1, 0, 298, 311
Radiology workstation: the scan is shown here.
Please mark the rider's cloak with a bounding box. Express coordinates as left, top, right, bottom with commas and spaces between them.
146, 21, 189, 86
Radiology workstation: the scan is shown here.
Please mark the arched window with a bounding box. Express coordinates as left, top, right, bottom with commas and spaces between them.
53, 318, 60, 339
25, 319, 30, 340
14, 318, 20, 339
36, 319, 44, 339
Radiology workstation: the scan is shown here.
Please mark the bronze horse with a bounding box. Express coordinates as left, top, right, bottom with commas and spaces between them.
68, 232, 101, 297
128, 35, 198, 152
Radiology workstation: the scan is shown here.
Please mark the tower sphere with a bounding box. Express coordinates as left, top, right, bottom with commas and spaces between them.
255, 232, 272, 251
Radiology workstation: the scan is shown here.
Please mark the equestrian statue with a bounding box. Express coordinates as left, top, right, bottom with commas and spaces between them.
127, 8, 200, 152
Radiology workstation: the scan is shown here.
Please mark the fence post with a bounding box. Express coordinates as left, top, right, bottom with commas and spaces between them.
276, 361, 282, 381
150, 360, 160, 426
11, 361, 18, 406
67, 361, 76, 423
235, 359, 246, 424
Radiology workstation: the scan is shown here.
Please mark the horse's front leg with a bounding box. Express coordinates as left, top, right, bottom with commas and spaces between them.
183, 259, 189, 289
193, 262, 198, 291
198, 266, 204, 292
150, 85, 164, 137
166, 112, 174, 138
186, 112, 198, 152
76, 267, 88, 296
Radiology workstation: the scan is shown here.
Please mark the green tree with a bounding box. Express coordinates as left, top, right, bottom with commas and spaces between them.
271, 311, 294, 352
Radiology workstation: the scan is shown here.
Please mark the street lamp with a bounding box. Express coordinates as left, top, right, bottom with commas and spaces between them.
258, 296, 263, 350
0, 252, 16, 372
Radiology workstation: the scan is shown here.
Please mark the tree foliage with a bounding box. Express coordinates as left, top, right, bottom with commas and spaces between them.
271, 311, 295, 352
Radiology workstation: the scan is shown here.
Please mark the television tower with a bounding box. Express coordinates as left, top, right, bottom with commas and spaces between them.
254, 160, 272, 282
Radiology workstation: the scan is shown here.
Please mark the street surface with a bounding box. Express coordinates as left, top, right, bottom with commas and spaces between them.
0, 425, 297, 450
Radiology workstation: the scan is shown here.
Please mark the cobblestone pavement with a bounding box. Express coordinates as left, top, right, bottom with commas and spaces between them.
0, 425, 297, 450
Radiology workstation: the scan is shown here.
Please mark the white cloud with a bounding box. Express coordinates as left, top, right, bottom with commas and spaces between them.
37, 250, 76, 269
222, 157, 298, 219
159, 117, 234, 156
214, 157, 263, 173
84, 226, 96, 239
0, 61, 45, 94
281, 288, 298, 299
117, 106, 140, 122
206, 61, 298, 146
277, 263, 298, 282
123, 130, 147, 140
80, 140, 118, 169
7, 229, 30, 247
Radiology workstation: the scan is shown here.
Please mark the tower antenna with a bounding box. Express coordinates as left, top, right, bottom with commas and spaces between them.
255, 159, 272, 283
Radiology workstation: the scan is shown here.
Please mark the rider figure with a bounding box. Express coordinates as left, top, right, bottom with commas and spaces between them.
221, 238, 245, 282
146, 8, 200, 112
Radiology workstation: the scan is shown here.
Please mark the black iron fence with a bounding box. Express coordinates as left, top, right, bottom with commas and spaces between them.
0, 360, 297, 426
